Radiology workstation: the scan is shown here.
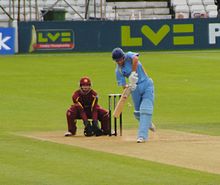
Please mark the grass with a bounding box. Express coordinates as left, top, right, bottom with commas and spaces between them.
0, 50, 220, 184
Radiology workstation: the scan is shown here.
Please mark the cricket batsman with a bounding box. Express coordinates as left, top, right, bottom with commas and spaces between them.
65, 76, 110, 137
112, 48, 156, 143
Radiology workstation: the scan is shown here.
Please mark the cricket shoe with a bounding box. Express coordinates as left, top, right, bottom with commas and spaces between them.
137, 137, 146, 143
64, 131, 74, 137
149, 123, 156, 132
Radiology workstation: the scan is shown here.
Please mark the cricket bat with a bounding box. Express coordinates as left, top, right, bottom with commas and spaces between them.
113, 86, 131, 118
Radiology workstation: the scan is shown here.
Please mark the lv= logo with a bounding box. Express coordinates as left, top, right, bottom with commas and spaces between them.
141, 25, 170, 46
121, 24, 194, 46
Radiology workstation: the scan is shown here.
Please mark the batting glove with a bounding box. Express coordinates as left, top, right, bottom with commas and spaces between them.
128, 83, 137, 91
128, 71, 138, 84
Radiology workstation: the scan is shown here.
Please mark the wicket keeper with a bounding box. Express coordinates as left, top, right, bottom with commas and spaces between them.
112, 48, 156, 143
65, 77, 110, 137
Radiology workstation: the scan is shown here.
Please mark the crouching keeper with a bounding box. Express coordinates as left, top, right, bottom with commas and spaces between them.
65, 76, 110, 137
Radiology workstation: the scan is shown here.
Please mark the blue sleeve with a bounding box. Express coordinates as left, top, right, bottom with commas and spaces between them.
127, 51, 139, 59
115, 68, 126, 86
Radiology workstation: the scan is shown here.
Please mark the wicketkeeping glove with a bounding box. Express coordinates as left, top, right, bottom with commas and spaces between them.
92, 121, 103, 136
83, 121, 94, 137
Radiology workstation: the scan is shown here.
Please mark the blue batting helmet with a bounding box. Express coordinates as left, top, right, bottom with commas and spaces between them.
112, 48, 125, 61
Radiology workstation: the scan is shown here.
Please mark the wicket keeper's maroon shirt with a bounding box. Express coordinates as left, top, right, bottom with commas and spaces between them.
72, 89, 98, 119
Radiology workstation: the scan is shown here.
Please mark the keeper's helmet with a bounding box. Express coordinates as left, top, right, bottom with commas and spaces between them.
79, 76, 91, 87
112, 48, 125, 61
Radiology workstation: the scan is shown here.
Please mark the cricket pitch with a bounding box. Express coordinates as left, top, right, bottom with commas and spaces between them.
18, 129, 220, 175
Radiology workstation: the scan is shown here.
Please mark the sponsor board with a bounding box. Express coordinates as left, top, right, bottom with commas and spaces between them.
0, 27, 15, 55
18, 20, 220, 53
29, 28, 74, 52
121, 22, 220, 48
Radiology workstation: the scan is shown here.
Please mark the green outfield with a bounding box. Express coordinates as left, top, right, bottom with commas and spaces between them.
1, 51, 220, 184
